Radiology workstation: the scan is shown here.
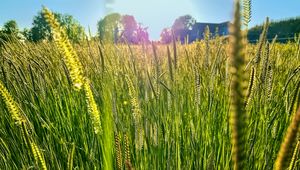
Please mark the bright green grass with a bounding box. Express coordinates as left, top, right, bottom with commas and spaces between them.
0, 36, 299, 169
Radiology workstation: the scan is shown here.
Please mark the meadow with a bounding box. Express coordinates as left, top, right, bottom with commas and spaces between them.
0, 3, 300, 170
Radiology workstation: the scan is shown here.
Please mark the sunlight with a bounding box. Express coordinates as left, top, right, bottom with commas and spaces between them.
109, 0, 198, 40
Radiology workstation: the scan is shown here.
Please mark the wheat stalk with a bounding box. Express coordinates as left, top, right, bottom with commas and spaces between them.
42, 7, 85, 91
229, 1, 248, 169
274, 107, 300, 170
84, 80, 103, 134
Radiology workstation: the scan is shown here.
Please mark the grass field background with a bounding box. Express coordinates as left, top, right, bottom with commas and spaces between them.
0, 2, 300, 169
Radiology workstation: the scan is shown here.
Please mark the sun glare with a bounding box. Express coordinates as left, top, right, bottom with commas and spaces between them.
109, 0, 198, 40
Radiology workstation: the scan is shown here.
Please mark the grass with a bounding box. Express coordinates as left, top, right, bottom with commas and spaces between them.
0, 3, 300, 170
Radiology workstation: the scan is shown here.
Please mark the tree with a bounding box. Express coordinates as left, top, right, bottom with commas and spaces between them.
97, 13, 121, 43
97, 14, 150, 44
120, 15, 138, 44
118, 15, 150, 44
135, 23, 150, 44
248, 17, 300, 42
2, 20, 19, 35
0, 20, 20, 45
172, 15, 196, 43
29, 11, 85, 43
160, 28, 172, 44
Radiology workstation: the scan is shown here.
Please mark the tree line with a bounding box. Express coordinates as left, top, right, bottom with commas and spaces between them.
0, 9, 200, 45
1, 9, 298, 45
98, 13, 197, 44
248, 17, 300, 42
0, 11, 85, 46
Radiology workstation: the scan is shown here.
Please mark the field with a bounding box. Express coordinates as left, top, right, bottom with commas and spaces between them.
0, 6, 300, 170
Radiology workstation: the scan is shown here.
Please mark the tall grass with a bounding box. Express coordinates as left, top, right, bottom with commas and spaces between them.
0, 3, 299, 170
228, 1, 248, 169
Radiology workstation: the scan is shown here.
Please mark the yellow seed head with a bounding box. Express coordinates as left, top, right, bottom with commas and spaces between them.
0, 81, 25, 125
42, 7, 84, 91
84, 80, 102, 134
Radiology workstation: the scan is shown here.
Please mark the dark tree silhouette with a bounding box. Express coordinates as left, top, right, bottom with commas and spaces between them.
248, 17, 300, 42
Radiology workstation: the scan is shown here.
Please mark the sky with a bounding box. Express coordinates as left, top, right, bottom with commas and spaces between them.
0, 0, 300, 40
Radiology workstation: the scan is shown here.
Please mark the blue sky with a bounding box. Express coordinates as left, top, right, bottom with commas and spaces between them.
0, 0, 299, 40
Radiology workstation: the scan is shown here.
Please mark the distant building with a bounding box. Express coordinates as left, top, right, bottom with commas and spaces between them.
188, 21, 230, 42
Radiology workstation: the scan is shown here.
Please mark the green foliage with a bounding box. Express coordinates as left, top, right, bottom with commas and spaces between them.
0, 27, 299, 169
2, 20, 19, 35
97, 14, 150, 44
248, 17, 300, 42
0, 4, 300, 170
29, 10, 85, 43
97, 13, 121, 43
0, 20, 21, 45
